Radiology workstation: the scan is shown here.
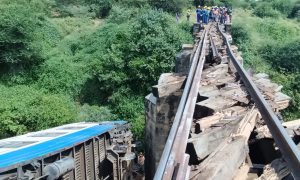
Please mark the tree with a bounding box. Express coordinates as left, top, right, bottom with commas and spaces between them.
266, 40, 300, 73
149, 0, 187, 13
289, 0, 300, 20
0, 4, 40, 67
0, 1, 59, 73
253, 2, 281, 18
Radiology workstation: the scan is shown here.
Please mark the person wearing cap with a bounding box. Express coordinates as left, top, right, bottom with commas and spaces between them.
214, 7, 220, 22
196, 6, 201, 23
220, 7, 225, 24
202, 6, 207, 24
187, 9, 191, 21
205, 7, 210, 24
209, 7, 213, 22
200, 6, 205, 23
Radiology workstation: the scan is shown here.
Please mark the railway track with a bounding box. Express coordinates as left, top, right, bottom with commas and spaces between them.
154, 23, 300, 180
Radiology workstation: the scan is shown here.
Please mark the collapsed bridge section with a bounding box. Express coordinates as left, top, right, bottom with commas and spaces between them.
145, 23, 300, 180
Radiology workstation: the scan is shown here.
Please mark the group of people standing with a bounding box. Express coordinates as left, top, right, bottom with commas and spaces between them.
191, 6, 232, 24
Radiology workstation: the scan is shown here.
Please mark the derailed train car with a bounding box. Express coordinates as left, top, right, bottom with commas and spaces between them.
0, 121, 135, 180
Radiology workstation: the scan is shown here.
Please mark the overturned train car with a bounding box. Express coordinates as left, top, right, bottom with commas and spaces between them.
0, 121, 135, 180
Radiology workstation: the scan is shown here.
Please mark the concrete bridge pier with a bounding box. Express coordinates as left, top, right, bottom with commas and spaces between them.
144, 45, 193, 180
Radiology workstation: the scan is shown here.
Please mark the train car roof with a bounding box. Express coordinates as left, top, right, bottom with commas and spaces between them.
0, 121, 126, 170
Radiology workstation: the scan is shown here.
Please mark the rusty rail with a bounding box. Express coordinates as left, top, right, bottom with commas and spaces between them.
210, 36, 221, 61
217, 23, 300, 179
154, 28, 209, 180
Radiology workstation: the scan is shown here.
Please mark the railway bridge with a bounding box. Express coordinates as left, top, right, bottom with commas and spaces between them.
145, 23, 300, 180
0, 23, 300, 180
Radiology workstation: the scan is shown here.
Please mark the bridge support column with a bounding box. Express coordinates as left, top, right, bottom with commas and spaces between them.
225, 23, 232, 34
175, 44, 194, 75
144, 73, 185, 180
144, 43, 194, 179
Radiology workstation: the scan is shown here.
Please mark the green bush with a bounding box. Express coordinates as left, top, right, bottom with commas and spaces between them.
108, 88, 144, 119
0, 68, 39, 86
0, 1, 60, 74
107, 6, 140, 24
130, 115, 145, 141
35, 23, 95, 97
0, 1, 194, 140
50, 17, 95, 37
149, 0, 187, 13
64, 5, 95, 17
74, 8, 192, 96
179, 21, 193, 34
255, 19, 298, 41
231, 23, 252, 45
252, 0, 295, 18
261, 39, 300, 73
78, 104, 116, 122
75, 22, 132, 100
108, 88, 145, 140
74, 8, 192, 139
289, 1, 300, 19
125, 9, 192, 93
267, 71, 300, 121
54, 0, 112, 18
253, 2, 281, 18
218, 0, 240, 7
1, 0, 56, 14
201, 0, 245, 7
0, 85, 77, 138
271, 0, 294, 17
116, 0, 148, 7
283, 74, 300, 120
96, 0, 112, 18
37, 58, 90, 97
0, 4, 41, 66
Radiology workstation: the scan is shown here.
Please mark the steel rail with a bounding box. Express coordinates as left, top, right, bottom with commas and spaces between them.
166, 28, 209, 179
178, 30, 208, 177
210, 36, 221, 61
217, 23, 300, 179
154, 29, 208, 180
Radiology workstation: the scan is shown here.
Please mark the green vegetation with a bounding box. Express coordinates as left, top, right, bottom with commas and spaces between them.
2, 0, 298, 142
0, 0, 192, 139
230, 1, 300, 120
150, 0, 188, 13
0, 85, 77, 138
0, 0, 59, 73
